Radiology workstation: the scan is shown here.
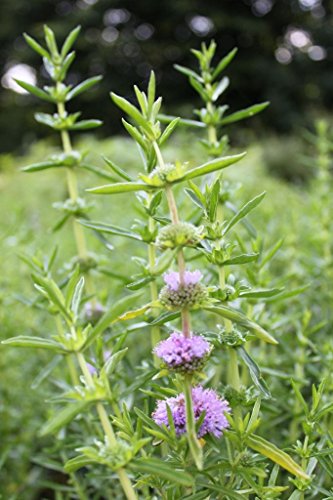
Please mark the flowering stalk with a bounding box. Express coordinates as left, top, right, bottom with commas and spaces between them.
154, 141, 203, 468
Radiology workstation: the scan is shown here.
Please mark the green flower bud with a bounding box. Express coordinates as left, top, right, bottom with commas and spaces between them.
156, 222, 204, 249
219, 327, 246, 347
139, 161, 186, 187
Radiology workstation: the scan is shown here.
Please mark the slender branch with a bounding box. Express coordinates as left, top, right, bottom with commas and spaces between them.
147, 196, 161, 363
184, 376, 203, 470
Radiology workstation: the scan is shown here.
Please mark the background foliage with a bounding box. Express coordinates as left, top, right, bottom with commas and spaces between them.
1, 0, 332, 152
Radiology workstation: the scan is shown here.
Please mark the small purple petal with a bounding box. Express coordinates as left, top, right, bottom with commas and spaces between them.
164, 271, 180, 291
163, 270, 203, 291
86, 350, 111, 377
184, 270, 203, 286
154, 332, 211, 372
152, 386, 230, 438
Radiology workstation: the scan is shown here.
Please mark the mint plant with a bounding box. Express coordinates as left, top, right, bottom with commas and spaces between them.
88, 62, 309, 494
4, 26, 327, 499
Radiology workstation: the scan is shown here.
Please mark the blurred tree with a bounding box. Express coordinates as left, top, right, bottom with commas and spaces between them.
0, 0, 332, 153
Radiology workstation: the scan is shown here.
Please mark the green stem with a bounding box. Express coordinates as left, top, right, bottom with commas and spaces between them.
184, 376, 203, 470
217, 202, 242, 424
165, 184, 180, 224
155, 139, 202, 468
117, 468, 137, 500
147, 201, 161, 363
56, 93, 92, 281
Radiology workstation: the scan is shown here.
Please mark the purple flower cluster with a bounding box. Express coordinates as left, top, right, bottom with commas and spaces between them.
154, 332, 211, 373
152, 386, 230, 438
164, 270, 202, 290
159, 270, 208, 310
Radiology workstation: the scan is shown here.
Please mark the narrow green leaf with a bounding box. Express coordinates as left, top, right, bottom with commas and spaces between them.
239, 288, 283, 299
212, 47, 238, 80
147, 71, 156, 113
65, 266, 80, 308
127, 276, 154, 290
149, 311, 180, 325
71, 277, 85, 317
260, 239, 284, 268
266, 285, 309, 303
83, 293, 141, 350
22, 160, 62, 172
238, 346, 271, 398
23, 33, 49, 59
31, 355, 62, 389
40, 401, 90, 436
223, 192, 266, 236
118, 303, 151, 321
121, 119, 147, 150
220, 102, 270, 126
208, 179, 220, 222
111, 92, 151, 133
2, 336, 66, 353
159, 118, 180, 145
69, 119, 102, 130
174, 64, 203, 82
290, 380, 308, 414
60, 51, 76, 78
103, 155, 134, 181
80, 163, 117, 181
246, 434, 310, 479
130, 458, 193, 486
189, 77, 209, 100
183, 153, 246, 181
61, 25, 81, 58
33, 274, 71, 321
44, 25, 59, 57
79, 220, 143, 241
14, 80, 54, 102
212, 77, 230, 102
205, 305, 278, 345
87, 182, 153, 195
101, 348, 128, 376
64, 455, 95, 473
196, 481, 244, 500
159, 113, 206, 128
66, 75, 102, 101
134, 85, 148, 114
222, 252, 259, 266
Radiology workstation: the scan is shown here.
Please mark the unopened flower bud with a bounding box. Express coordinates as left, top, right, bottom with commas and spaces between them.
156, 222, 203, 249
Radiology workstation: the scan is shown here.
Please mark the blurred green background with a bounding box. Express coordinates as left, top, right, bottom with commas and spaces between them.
1, 0, 332, 154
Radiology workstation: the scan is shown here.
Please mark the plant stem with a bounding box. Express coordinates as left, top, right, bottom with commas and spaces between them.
147, 198, 161, 363
56, 93, 93, 293
184, 376, 203, 470
165, 183, 180, 225
154, 140, 202, 467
